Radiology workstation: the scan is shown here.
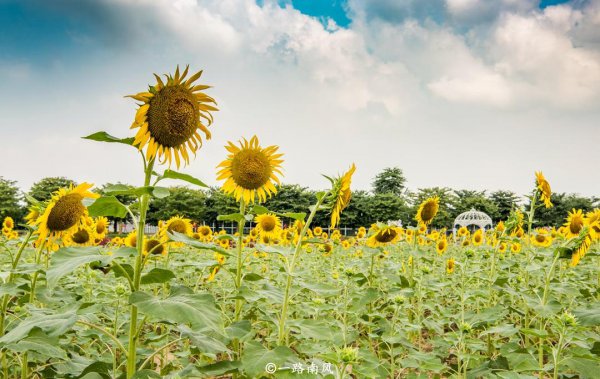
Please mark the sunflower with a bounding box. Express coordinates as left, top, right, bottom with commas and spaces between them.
313, 226, 323, 236
341, 240, 351, 249
446, 258, 455, 274
563, 209, 586, 239
198, 225, 213, 241
570, 227, 593, 267
34, 183, 99, 246
2, 217, 14, 230
219, 238, 231, 248
162, 215, 193, 237
217, 136, 283, 204
416, 196, 439, 226
472, 229, 484, 246
254, 213, 281, 239
66, 226, 95, 246
531, 229, 553, 247
322, 243, 333, 256
329, 164, 356, 229
535, 171, 553, 208
125, 230, 138, 247
511, 242, 521, 253
144, 238, 165, 255
24, 208, 40, 226
128, 65, 217, 168
436, 236, 448, 255
367, 225, 401, 247
495, 221, 505, 233
498, 242, 507, 253
417, 223, 427, 234
94, 217, 109, 238
586, 209, 600, 240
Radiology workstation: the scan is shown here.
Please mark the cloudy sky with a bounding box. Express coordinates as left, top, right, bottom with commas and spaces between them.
1, 0, 599, 198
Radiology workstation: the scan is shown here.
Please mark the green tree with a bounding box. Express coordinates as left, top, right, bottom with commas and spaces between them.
372, 167, 407, 196
28, 177, 76, 203
0, 177, 24, 223
204, 187, 238, 226
147, 186, 207, 224
533, 193, 595, 228
362, 193, 410, 226
489, 190, 520, 221
264, 184, 313, 227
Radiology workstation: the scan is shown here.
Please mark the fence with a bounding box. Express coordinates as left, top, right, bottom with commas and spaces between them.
111, 222, 357, 236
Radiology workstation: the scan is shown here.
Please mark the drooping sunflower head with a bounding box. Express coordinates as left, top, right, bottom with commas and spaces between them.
95, 216, 109, 236
125, 230, 138, 247
128, 65, 217, 168
535, 171, 553, 208
446, 258, 455, 274
586, 209, 600, 240
367, 225, 401, 247
563, 209, 586, 239
144, 238, 165, 256
217, 136, 283, 204
328, 163, 356, 229
415, 196, 439, 226
254, 213, 281, 238
34, 183, 99, 246
163, 215, 192, 237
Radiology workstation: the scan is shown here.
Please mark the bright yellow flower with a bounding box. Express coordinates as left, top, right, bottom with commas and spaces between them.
128, 65, 217, 168
415, 196, 439, 226
329, 163, 356, 229
535, 171, 553, 208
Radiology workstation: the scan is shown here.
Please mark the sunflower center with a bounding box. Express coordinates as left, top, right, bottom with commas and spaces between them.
420, 202, 437, 222
145, 239, 164, 255
535, 234, 546, 243
200, 226, 211, 236
259, 216, 277, 232
47, 194, 85, 232
147, 85, 198, 148
71, 229, 90, 244
230, 149, 272, 190
569, 217, 583, 234
167, 220, 187, 234
375, 229, 397, 243
96, 223, 106, 235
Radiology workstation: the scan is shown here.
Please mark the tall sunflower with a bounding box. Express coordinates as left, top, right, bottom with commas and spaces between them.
217, 136, 283, 204
415, 196, 439, 226
535, 171, 553, 208
329, 164, 356, 229
34, 183, 99, 246
128, 65, 217, 168
367, 225, 401, 247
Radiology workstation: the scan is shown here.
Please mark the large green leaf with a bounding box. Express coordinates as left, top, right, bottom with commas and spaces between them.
5, 328, 67, 359
241, 341, 297, 378
573, 303, 600, 326
87, 196, 129, 218
82, 131, 134, 146
140, 268, 175, 285
47, 246, 135, 288
168, 232, 232, 256
0, 311, 77, 344
129, 290, 223, 332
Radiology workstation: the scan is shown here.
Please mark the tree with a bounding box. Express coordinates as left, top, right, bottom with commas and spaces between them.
362, 193, 411, 226
204, 187, 238, 226
147, 186, 207, 224
533, 193, 595, 228
372, 167, 407, 196
489, 190, 520, 221
28, 177, 76, 203
264, 184, 313, 227
0, 177, 23, 223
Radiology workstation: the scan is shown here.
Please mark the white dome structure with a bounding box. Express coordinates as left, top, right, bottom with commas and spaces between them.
453, 208, 493, 237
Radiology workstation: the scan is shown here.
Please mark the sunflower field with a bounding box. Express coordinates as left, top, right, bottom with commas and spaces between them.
1, 66, 599, 379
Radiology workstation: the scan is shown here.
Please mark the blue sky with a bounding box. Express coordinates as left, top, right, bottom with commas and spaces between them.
0, 0, 599, 197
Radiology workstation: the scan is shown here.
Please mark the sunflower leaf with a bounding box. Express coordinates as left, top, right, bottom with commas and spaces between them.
88, 196, 129, 218
82, 131, 135, 146
282, 212, 306, 221
159, 170, 208, 188
217, 213, 245, 223
251, 205, 269, 215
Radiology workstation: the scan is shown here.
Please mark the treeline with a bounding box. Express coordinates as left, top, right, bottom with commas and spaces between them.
1, 168, 598, 230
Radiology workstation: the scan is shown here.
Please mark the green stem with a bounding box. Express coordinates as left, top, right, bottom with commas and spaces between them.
77, 320, 127, 355
28, 240, 47, 303
126, 158, 154, 379
138, 338, 183, 371
20, 352, 27, 379
278, 195, 325, 345
234, 199, 247, 322
538, 251, 561, 378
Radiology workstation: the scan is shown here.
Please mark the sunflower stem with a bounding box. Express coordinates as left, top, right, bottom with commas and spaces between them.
126, 158, 154, 379
28, 240, 46, 304
234, 199, 246, 323
278, 195, 325, 346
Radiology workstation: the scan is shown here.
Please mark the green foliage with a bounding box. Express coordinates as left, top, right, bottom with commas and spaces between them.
203, 187, 238, 225
147, 186, 207, 223
452, 189, 500, 221
489, 190, 520, 221
372, 167, 407, 196
28, 177, 76, 203
0, 177, 23, 223
409, 187, 455, 228
533, 193, 596, 228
